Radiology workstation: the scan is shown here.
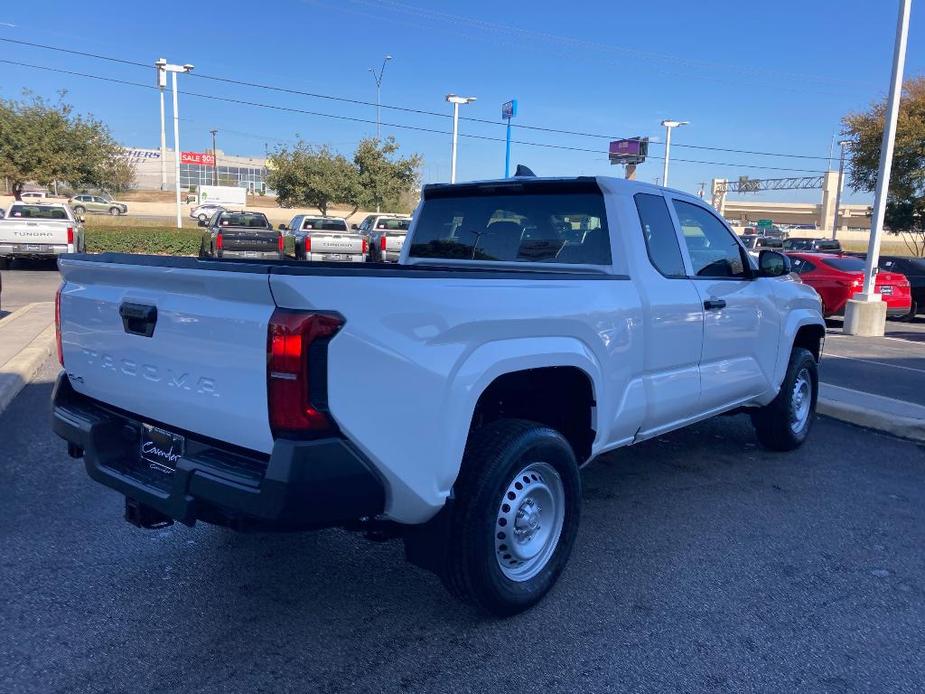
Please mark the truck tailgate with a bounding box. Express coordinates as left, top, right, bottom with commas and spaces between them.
219, 229, 279, 253
57, 258, 277, 454
308, 232, 365, 255
0, 220, 71, 244
383, 232, 406, 255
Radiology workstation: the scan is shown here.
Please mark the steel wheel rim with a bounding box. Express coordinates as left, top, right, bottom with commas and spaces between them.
494, 461, 565, 582
790, 367, 812, 434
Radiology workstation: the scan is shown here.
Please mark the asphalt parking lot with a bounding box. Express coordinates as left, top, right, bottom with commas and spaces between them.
0, 260, 60, 318
2, 356, 924, 693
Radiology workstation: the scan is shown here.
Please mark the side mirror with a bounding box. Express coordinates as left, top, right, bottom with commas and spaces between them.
197, 219, 207, 227
758, 250, 791, 278
278, 223, 287, 231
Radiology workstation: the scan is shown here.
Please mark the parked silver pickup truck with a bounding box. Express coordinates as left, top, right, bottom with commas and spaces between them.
281, 215, 367, 262
0, 202, 85, 265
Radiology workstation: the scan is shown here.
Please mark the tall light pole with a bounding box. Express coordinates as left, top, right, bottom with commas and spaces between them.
446, 94, 477, 184
832, 140, 850, 240
660, 119, 688, 188
155, 58, 167, 190
369, 55, 392, 141
210, 129, 218, 186
844, 0, 912, 337
160, 61, 194, 229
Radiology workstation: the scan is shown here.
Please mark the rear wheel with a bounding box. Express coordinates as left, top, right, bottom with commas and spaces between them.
750, 347, 817, 451
436, 419, 581, 616
900, 299, 918, 322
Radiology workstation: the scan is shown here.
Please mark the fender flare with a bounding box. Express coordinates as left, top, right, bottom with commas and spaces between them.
438, 336, 604, 493
773, 310, 826, 387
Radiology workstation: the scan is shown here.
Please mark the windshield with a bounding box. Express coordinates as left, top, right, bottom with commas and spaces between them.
7, 205, 69, 220
302, 218, 348, 232
822, 257, 865, 272
410, 186, 611, 265
218, 212, 270, 228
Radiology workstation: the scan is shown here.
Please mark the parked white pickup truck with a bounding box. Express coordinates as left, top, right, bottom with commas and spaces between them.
0, 202, 85, 265
52, 176, 825, 615
281, 215, 367, 262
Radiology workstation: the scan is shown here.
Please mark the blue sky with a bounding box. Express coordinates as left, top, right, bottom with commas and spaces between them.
1, 0, 923, 203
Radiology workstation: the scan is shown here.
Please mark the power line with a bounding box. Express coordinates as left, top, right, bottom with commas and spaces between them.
0, 57, 828, 174
0, 36, 837, 162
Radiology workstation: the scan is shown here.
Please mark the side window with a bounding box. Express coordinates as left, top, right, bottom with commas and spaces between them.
672, 200, 748, 279
634, 193, 685, 278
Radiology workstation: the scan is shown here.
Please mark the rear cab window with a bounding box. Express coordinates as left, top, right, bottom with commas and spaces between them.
218, 212, 270, 228
408, 180, 612, 267
375, 218, 411, 232
302, 218, 348, 232
8, 205, 69, 220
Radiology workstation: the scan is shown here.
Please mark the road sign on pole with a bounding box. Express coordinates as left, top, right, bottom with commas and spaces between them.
502, 100, 517, 177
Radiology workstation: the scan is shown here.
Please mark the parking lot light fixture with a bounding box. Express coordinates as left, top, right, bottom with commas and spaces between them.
160, 61, 194, 229
660, 119, 689, 188
446, 94, 477, 184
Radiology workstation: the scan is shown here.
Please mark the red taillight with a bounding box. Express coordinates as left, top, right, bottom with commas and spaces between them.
278, 233, 284, 253
362, 238, 369, 254
55, 285, 64, 366
380, 235, 387, 251
267, 310, 343, 435
305, 236, 312, 254
216, 231, 223, 251
66, 226, 74, 245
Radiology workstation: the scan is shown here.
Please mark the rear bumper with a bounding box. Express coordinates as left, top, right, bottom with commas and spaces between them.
0, 243, 70, 257
51, 373, 385, 530
887, 305, 912, 317
218, 250, 283, 260
306, 253, 366, 263
382, 250, 402, 263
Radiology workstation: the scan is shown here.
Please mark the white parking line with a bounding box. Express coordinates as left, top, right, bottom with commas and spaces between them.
823, 352, 925, 374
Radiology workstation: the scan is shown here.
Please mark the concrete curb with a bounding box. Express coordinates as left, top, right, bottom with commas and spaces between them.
0, 324, 56, 416
0, 302, 37, 328
818, 397, 925, 443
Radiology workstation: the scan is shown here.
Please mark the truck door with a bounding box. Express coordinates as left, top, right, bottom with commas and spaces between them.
669, 198, 780, 412
632, 192, 705, 437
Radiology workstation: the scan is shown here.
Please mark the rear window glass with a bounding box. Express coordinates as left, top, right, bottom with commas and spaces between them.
814, 240, 841, 250
302, 218, 348, 231
822, 257, 865, 272
409, 188, 610, 265
375, 218, 411, 231
8, 205, 68, 220
219, 212, 269, 228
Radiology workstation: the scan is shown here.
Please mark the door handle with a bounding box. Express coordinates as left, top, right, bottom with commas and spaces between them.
703, 298, 727, 311
119, 302, 158, 337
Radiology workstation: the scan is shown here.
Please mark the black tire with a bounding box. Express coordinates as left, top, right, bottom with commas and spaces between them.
751, 347, 818, 451
109, 207, 121, 216
900, 300, 918, 323
198, 213, 208, 222
437, 419, 581, 616
0, 257, 9, 270
73, 206, 85, 215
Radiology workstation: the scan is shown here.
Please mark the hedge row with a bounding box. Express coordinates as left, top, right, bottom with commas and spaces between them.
84, 226, 296, 256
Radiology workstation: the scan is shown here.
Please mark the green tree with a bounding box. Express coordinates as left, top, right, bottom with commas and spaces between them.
266, 141, 359, 215
354, 137, 421, 212
843, 77, 925, 255
0, 92, 130, 200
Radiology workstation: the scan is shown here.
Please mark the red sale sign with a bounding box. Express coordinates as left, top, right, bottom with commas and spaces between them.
181, 151, 216, 166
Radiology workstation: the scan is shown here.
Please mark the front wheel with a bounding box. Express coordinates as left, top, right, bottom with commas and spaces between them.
198, 213, 208, 222
751, 347, 818, 451
437, 419, 581, 616
109, 207, 121, 216
73, 206, 85, 215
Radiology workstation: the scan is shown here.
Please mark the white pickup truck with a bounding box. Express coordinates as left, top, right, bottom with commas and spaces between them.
282, 215, 367, 262
52, 176, 825, 615
0, 202, 85, 265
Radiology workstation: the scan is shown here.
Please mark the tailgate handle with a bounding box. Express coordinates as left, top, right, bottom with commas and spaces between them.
119, 302, 158, 337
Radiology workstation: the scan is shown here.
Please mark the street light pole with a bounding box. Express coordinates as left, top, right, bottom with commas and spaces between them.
160, 61, 194, 229
660, 119, 688, 188
210, 129, 218, 186
155, 58, 167, 191
369, 55, 392, 141
446, 94, 477, 184
844, 0, 912, 336
832, 140, 850, 240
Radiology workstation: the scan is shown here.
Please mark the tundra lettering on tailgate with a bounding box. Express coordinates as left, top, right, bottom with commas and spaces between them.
75, 349, 220, 398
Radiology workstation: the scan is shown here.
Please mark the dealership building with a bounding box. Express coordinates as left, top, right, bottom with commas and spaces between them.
125, 147, 270, 192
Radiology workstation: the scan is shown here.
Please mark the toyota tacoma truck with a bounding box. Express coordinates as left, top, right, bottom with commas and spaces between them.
52, 176, 825, 615
0, 202, 85, 265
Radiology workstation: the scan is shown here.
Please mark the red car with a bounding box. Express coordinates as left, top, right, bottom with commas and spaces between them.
787, 252, 912, 317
